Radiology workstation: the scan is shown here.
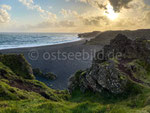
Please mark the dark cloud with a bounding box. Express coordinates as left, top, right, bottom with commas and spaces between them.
95, 1, 107, 10
78, 0, 133, 12
95, 0, 133, 12
108, 0, 133, 12
143, 0, 150, 6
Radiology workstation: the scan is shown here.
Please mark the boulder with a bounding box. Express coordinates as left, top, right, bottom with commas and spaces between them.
33, 68, 57, 80
44, 72, 57, 80
33, 68, 43, 76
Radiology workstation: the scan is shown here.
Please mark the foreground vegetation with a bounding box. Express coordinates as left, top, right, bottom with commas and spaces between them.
1, 87, 150, 113
0, 55, 149, 113
1, 36, 150, 113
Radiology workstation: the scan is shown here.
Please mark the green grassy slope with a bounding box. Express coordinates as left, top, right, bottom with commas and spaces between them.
1, 88, 150, 113
0, 54, 150, 113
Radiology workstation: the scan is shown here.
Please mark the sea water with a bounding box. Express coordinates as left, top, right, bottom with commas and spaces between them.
0, 33, 80, 50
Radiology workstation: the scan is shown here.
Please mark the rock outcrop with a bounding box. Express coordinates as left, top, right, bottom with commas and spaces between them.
33, 68, 57, 80
0, 55, 61, 101
44, 72, 57, 80
0, 54, 34, 79
68, 34, 150, 94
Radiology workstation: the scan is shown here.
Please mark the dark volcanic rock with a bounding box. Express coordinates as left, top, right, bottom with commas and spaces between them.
33, 68, 57, 80
68, 34, 150, 94
33, 68, 43, 76
94, 34, 150, 64
44, 72, 57, 80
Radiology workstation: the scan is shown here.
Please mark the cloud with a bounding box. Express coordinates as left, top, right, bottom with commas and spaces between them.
1, 5, 11, 10
59, 20, 75, 27
73, 0, 133, 12
33, 20, 76, 28
65, 0, 71, 2
60, 9, 78, 18
0, 5, 11, 23
82, 16, 108, 26
25, 0, 150, 32
144, 11, 150, 24
60, 9, 68, 17
19, 0, 57, 22
2, 0, 150, 32
108, 0, 133, 12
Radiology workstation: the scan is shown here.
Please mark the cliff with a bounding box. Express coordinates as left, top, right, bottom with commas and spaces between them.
1, 35, 150, 112
87, 29, 150, 45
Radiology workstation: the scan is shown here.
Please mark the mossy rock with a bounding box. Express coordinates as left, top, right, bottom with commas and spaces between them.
44, 72, 57, 80
33, 68, 57, 80
0, 54, 34, 80
0, 62, 17, 80
74, 70, 84, 82
0, 55, 61, 101
0, 63, 61, 101
33, 68, 43, 76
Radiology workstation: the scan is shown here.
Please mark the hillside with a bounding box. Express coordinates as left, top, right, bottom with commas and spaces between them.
78, 31, 101, 38
87, 29, 150, 45
1, 34, 150, 113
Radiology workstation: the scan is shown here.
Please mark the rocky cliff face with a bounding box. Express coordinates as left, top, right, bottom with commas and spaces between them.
68, 34, 150, 94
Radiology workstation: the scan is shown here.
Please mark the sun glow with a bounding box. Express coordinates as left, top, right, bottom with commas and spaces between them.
104, 3, 118, 20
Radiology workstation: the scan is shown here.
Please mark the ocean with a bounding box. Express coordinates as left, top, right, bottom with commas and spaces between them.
0, 33, 80, 50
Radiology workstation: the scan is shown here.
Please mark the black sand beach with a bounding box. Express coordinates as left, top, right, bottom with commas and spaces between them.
0, 39, 102, 89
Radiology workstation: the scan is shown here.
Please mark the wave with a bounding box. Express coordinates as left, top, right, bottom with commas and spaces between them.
0, 33, 80, 50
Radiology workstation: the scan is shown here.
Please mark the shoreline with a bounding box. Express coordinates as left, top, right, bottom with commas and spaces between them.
0, 37, 83, 51
0, 38, 102, 90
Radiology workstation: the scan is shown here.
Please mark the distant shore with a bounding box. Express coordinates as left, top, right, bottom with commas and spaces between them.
0, 38, 102, 89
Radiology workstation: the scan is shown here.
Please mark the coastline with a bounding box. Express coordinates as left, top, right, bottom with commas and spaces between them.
0, 38, 102, 89
0, 37, 82, 51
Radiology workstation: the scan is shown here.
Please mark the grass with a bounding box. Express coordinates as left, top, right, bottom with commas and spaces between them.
1, 87, 150, 113
0, 54, 34, 79
0, 54, 150, 113
126, 59, 150, 87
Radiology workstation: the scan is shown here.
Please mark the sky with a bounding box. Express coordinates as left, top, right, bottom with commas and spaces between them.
0, 0, 150, 32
